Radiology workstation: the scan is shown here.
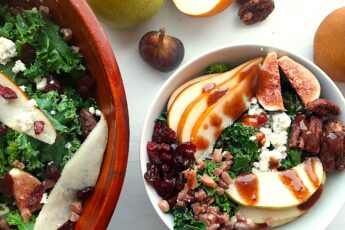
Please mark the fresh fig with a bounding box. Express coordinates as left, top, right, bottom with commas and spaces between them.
139, 28, 184, 72
256, 52, 285, 111
278, 56, 321, 105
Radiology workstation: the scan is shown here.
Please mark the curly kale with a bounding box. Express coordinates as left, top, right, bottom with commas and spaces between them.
205, 63, 229, 74
214, 122, 259, 177
172, 206, 206, 230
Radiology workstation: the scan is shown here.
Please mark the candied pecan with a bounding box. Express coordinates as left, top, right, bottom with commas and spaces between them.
289, 115, 323, 154
0, 123, 7, 137
307, 98, 340, 116
320, 120, 345, 172
79, 109, 97, 139
238, 0, 275, 25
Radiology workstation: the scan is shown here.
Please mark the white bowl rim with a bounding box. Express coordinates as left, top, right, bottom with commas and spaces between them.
139, 44, 345, 230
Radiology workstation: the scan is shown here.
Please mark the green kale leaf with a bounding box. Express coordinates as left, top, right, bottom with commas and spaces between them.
214, 193, 239, 214
283, 92, 308, 115
6, 210, 36, 230
279, 147, 302, 170
156, 111, 168, 126
215, 122, 259, 176
172, 206, 206, 230
205, 63, 229, 74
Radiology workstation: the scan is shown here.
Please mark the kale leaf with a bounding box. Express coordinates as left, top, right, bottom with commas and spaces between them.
6, 210, 36, 230
156, 111, 168, 126
172, 206, 206, 230
215, 122, 259, 176
214, 193, 239, 214
283, 92, 308, 115
0, 5, 85, 79
205, 63, 229, 74
279, 147, 302, 170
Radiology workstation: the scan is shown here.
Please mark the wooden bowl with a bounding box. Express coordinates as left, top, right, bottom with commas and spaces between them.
2, 0, 130, 229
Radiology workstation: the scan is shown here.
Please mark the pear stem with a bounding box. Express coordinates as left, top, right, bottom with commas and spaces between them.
158, 28, 165, 46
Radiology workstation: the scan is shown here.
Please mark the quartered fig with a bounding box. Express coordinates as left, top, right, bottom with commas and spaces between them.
139, 28, 184, 72
256, 52, 285, 111
278, 56, 321, 105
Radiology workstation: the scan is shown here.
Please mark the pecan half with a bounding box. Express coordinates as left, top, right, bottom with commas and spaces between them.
238, 0, 275, 25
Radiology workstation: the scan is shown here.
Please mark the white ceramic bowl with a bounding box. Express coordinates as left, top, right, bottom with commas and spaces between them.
140, 45, 345, 230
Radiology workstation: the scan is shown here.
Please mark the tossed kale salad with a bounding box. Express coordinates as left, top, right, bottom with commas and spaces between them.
0, 5, 98, 229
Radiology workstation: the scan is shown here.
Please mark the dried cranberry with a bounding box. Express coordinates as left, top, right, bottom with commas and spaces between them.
20, 43, 36, 65
144, 163, 161, 185
76, 75, 95, 98
152, 122, 176, 144
175, 142, 196, 159
0, 85, 18, 100
0, 123, 7, 137
27, 184, 44, 208
147, 141, 172, 164
44, 75, 63, 93
79, 109, 97, 139
77, 187, 94, 201
173, 154, 191, 171
0, 173, 13, 196
34, 121, 45, 135
58, 221, 74, 230
45, 162, 61, 181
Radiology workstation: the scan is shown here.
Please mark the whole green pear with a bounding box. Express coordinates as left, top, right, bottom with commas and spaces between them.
87, 0, 164, 30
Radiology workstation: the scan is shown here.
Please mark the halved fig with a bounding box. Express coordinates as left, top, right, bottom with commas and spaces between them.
9, 168, 42, 221
0, 72, 56, 144
278, 56, 321, 105
256, 52, 285, 111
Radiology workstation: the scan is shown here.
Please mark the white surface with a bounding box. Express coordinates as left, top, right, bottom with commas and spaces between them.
99, 0, 345, 229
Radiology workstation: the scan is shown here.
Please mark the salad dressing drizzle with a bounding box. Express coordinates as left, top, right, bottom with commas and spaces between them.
279, 169, 310, 201
305, 158, 319, 188
234, 174, 259, 205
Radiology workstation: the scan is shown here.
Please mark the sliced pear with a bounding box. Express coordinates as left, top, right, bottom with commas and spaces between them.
192, 63, 260, 159
175, 58, 263, 145
226, 158, 324, 209
167, 73, 218, 111
0, 72, 56, 144
169, 61, 252, 133
35, 113, 108, 230
172, 0, 233, 18
238, 174, 326, 227
278, 56, 321, 105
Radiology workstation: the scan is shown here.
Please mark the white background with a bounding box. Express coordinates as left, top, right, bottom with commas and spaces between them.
99, 0, 345, 229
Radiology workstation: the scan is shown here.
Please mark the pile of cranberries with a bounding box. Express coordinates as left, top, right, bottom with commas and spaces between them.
144, 121, 196, 206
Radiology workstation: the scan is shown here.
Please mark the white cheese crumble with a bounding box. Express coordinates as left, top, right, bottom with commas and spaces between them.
40, 193, 48, 204
0, 37, 17, 65
88, 107, 95, 114
49, 80, 55, 84
64, 142, 72, 149
248, 103, 265, 116
36, 77, 47, 90
249, 135, 257, 141
50, 110, 56, 115
12, 60, 26, 74
253, 112, 292, 173
95, 109, 101, 117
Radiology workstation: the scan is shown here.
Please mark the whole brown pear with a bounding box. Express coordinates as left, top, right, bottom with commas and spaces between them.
314, 7, 345, 82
